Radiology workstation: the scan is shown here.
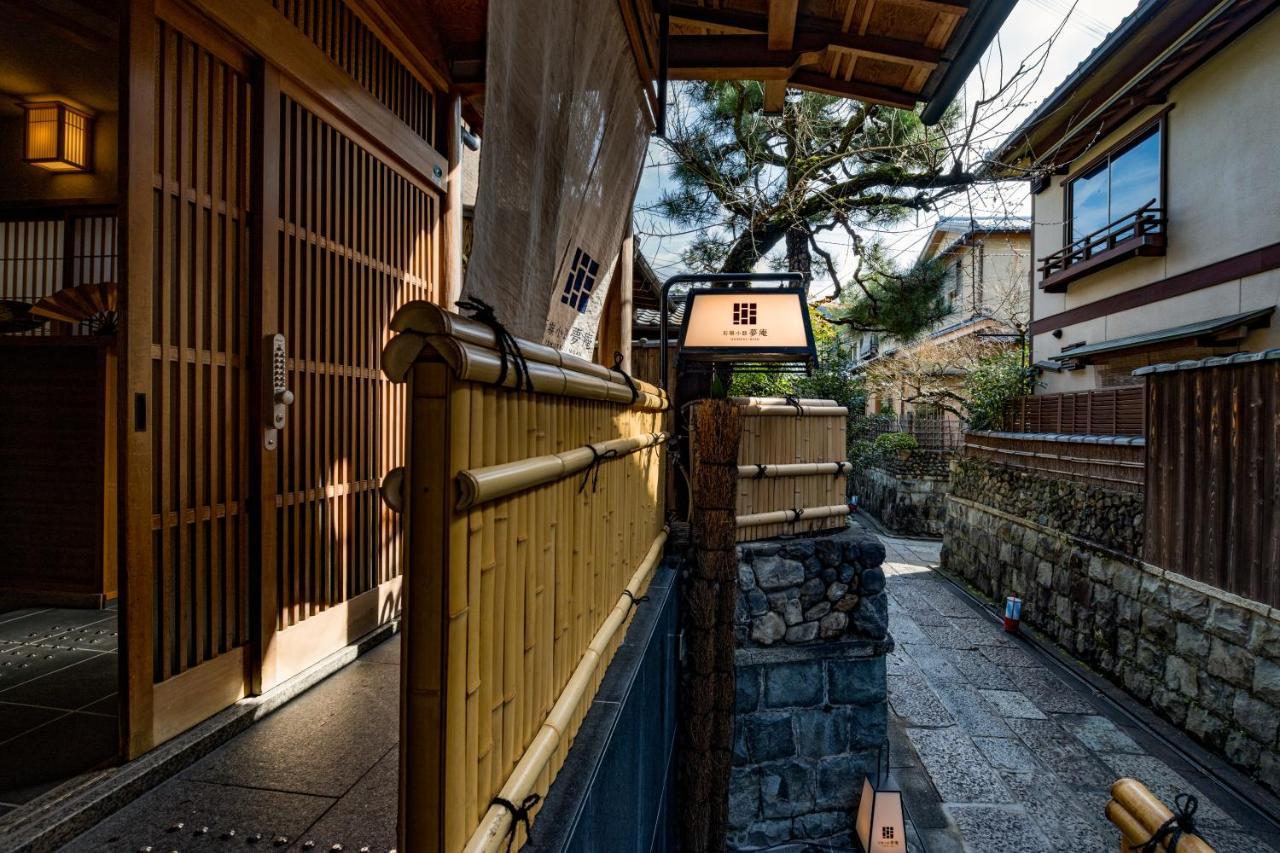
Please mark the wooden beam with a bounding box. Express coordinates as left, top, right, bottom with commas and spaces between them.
880, 0, 969, 13
789, 70, 917, 109
667, 31, 941, 72
765, 0, 800, 112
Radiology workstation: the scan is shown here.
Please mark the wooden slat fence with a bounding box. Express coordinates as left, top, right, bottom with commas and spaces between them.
386, 304, 668, 853
735, 398, 850, 541
1142, 354, 1280, 608
1003, 387, 1145, 436
964, 431, 1145, 492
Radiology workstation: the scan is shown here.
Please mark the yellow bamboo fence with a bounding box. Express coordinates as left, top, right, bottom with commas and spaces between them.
382, 302, 669, 853
1106, 778, 1215, 852
733, 396, 850, 541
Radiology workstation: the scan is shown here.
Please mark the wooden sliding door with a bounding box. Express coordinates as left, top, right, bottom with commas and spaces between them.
122, 0, 446, 750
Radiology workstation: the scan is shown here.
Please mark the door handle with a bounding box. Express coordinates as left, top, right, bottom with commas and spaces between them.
264, 333, 293, 450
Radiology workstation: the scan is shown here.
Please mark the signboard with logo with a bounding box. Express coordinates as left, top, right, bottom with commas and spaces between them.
676, 288, 817, 367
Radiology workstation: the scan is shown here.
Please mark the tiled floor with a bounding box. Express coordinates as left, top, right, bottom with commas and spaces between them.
0, 605, 120, 815
60, 633, 401, 852
876, 532, 1280, 853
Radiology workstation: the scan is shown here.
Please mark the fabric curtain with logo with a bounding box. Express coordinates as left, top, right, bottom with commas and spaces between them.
462, 0, 652, 357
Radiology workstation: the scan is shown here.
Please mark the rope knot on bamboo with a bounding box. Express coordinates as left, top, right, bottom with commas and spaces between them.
1131, 794, 1205, 853
754, 463, 768, 480
612, 351, 639, 404
457, 296, 534, 392
579, 446, 620, 493
490, 793, 541, 853
784, 394, 803, 417
620, 589, 650, 612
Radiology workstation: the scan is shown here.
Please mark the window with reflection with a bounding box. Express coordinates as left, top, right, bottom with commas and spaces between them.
1068, 121, 1162, 244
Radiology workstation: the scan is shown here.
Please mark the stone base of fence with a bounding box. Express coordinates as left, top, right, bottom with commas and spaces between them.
728, 527, 892, 849
942, 494, 1280, 797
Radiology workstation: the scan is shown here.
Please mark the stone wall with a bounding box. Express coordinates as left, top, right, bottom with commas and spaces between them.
943, 479, 1280, 796
949, 454, 1142, 557
729, 527, 892, 849
851, 449, 953, 537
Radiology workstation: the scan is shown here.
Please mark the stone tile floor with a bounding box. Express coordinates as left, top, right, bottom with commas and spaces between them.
0, 605, 121, 815
59, 633, 402, 853
878, 533, 1280, 853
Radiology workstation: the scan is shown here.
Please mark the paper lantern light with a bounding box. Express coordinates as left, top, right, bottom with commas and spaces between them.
855, 746, 909, 851
21, 100, 93, 172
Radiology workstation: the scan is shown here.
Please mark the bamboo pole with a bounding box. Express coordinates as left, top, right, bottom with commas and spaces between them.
462, 529, 669, 853
457, 431, 670, 508
1107, 778, 1214, 853
738, 404, 848, 417
736, 461, 852, 478
730, 396, 837, 407
736, 504, 851, 529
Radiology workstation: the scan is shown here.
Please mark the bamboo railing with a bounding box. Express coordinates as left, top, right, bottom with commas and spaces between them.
383, 302, 669, 853
733, 397, 851, 541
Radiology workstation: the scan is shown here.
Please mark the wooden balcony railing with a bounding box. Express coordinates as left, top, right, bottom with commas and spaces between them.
1002, 387, 1145, 437
1038, 201, 1165, 292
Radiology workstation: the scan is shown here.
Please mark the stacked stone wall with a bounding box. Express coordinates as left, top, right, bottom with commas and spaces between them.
728, 527, 891, 849
942, 457, 1280, 796
852, 449, 954, 537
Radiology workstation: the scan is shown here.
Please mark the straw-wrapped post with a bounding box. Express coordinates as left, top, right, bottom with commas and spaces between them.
680, 399, 741, 853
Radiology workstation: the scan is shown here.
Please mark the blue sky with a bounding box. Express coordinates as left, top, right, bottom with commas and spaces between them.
633, 0, 1142, 297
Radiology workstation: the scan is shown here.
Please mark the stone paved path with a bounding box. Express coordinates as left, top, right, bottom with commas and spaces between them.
878, 532, 1280, 853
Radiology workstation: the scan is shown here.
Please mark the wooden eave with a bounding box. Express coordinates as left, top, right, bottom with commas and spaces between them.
411, 0, 1014, 124
997, 0, 1279, 175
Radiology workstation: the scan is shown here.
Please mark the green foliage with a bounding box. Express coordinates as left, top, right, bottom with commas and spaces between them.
963, 348, 1035, 431
822, 245, 950, 339
872, 431, 918, 456
729, 307, 865, 411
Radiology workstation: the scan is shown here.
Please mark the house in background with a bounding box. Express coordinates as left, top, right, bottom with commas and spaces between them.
997, 0, 1280, 401
854, 215, 1031, 424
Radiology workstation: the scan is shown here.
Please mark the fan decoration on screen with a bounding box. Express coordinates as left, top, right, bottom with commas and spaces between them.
30, 281, 119, 335
0, 300, 50, 334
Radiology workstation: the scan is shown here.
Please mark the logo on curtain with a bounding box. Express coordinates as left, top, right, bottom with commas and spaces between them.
560, 248, 601, 313
733, 302, 758, 325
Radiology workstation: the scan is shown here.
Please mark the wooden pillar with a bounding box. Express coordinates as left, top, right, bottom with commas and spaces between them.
440, 93, 464, 309
679, 400, 741, 852
618, 226, 634, 373
118, 0, 157, 760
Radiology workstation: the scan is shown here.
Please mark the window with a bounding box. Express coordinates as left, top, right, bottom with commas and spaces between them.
1068, 121, 1162, 243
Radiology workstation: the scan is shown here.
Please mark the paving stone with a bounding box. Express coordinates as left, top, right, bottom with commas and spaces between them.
930, 683, 1013, 737
888, 670, 955, 728
973, 737, 1041, 772
945, 650, 1016, 690
918, 622, 978, 650
359, 633, 400, 665
887, 613, 931, 646
287, 747, 397, 852
1052, 714, 1144, 754
0, 651, 118, 710
1010, 666, 1098, 715
978, 689, 1047, 720
0, 709, 118, 804
1003, 717, 1114, 791
901, 642, 965, 684
1001, 771, 1112, 851
978, 644, 1042, 668
944, 804, 1053, 852
905, 728, 1011, 804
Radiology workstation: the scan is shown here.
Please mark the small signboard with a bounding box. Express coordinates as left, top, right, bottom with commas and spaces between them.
676, 287, 817, 368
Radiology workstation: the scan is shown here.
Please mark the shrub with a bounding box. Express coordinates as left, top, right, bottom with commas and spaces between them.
872, 431, 918, 457
964, 349, 1035, 432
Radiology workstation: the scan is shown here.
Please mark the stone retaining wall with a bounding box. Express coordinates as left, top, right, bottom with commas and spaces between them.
943, 489, 1280, 796
729, 527, 891, 849
851, 450, 954, 537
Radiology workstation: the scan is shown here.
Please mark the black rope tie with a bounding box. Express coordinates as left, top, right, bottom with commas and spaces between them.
754, 463, 768, 480
1132, 794, 1206, 853
579, 446, 620, 493
784, 394, 804, 417
835, 461, 850, 478
457, 297, 534, 392
490, 793, 541, 853
792, 507, 805, 522
612, 351, 640, 404
620, 589, 650, 612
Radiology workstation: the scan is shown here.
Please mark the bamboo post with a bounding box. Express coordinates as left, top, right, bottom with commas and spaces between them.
680, 400, 742, 852
1106, 778, 1214, 853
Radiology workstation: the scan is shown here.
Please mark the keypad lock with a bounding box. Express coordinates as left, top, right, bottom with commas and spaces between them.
264, 333, 294, 450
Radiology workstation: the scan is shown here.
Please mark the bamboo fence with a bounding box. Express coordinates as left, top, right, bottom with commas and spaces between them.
733, 397, 850, 541
383, 302, 669, 853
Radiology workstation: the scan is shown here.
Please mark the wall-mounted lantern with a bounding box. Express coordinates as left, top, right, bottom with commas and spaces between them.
21, 100, 93, 172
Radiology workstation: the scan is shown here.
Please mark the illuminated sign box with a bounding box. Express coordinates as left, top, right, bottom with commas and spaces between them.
676, 287, 816, 368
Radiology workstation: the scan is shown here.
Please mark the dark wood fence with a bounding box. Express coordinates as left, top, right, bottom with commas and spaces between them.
964, 431, 1145, 492
1003, 386, 1145, 436
1142, 354, 1280, 608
